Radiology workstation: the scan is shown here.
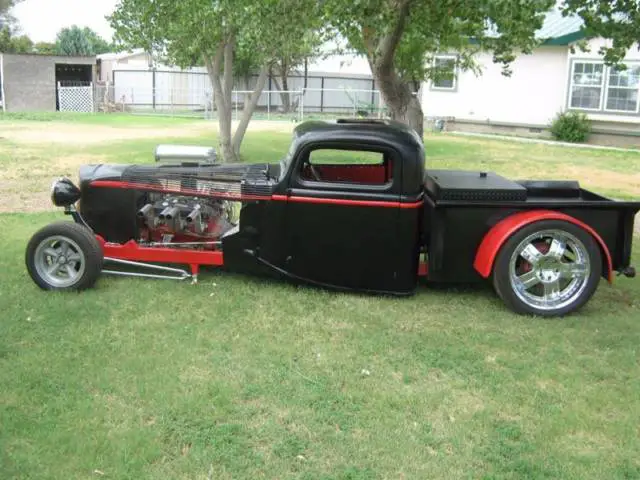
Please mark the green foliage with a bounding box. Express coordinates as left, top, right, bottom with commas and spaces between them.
322, 0, 555, 83
34, 41, 56, 55
55, 25, 112, 56
0, 0, 20, 28
561, 0, 640, 65
109, 0, 323, 69
109, 0, 325, 161
550, 111, 592, 143
0, 25, 33, 53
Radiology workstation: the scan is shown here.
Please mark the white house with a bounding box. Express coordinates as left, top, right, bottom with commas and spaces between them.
422, 11, 640, 147
97, 49, 153, 83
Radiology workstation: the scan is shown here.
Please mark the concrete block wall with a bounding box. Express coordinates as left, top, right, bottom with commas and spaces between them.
1, 54, 96, 112
3, 54, 56, 111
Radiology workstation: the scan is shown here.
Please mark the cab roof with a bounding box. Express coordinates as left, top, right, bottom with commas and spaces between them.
291, 119, 425, 196
293, 119, 423, 151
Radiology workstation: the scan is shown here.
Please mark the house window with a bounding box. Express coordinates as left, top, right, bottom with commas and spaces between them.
569, 62, 604, 110
431, 56, 457, 90
605, 65, 640, 113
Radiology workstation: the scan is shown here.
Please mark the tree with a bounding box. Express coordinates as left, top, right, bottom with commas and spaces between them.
0, 0, 21, 30
270, 31, 324, 113
34, 41, 56, 55
1, 0, 30, 53
322, 1, 640, 137
0, 26, 33, 53
110, 0, 323, 163
80, 27, 112, 54
560, 0, 640, 64
323, 0, 561, 136
9, 31, 31, 52
56, 26, 112, 56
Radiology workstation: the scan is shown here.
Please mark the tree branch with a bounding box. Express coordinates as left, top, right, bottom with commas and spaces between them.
232, 64, 270, 155
205, 42, 226, 112
376, 0, 412, 72
223, 32, 234, 108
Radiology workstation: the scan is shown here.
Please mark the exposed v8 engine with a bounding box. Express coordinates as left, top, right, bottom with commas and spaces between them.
137, 194, 235, 244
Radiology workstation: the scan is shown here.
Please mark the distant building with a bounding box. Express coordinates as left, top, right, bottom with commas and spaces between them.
0, 53, 96, 112
96, 49, 153, 83
422, 10, 640, 147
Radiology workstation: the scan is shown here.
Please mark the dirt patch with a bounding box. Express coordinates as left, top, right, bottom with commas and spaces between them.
0, 120, 295, 212
0, 179, 56, 213
562, 165, 640, 196
0, 153, 111, 213
0, 119, 295, 146
1, 122, 214, 145
243, 120, 296, 133
0, 153, 108, 181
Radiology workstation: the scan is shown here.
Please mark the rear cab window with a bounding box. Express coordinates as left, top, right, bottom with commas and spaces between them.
298, 147, 395, 188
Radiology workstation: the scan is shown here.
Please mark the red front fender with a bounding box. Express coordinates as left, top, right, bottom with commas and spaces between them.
473, 210, 613, 283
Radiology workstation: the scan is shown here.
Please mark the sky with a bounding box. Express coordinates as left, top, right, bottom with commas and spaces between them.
12, 0, 118, 43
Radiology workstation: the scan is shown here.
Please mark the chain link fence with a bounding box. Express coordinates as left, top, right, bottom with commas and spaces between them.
59, 83, 390, 121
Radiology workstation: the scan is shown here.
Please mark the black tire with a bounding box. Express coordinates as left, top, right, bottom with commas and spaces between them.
25, 222, 103, 291
492, 220, 602, 317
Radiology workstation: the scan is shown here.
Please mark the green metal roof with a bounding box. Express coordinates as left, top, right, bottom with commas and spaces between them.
537, 10, 585, 45
477, 9, 585, 46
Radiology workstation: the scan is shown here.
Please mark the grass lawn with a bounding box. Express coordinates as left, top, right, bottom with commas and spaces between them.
1, 114, 640, 479
0, 111, 203, 127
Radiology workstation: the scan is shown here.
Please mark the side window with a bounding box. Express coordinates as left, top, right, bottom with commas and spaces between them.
299, 147, 394, 186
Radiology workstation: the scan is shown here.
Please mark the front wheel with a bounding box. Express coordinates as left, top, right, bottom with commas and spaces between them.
492, 220, 602, 317
26, 222, 103, 291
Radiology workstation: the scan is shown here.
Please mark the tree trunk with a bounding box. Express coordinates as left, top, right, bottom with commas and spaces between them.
361, 0, 423, 137
271, 71, 291, 114
303, 57, 308, 89
203, 37, 238, 163
280, 75, 290, 113
232, 65, 270, 157
243, 74, 252, 120
372, 65, 424, 137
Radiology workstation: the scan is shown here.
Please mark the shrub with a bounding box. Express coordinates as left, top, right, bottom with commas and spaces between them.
549, 111, 592, 143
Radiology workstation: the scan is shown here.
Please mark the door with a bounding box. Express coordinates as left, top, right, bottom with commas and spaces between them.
283, 142, 402, 292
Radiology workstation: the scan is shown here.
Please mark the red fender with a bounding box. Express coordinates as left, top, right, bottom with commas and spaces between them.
473, 210, 613, 283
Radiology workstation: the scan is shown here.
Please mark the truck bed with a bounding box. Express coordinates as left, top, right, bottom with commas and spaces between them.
422, 170, 640, 283
425, 169, 639, 207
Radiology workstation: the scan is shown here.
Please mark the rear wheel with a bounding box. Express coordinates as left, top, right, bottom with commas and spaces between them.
492, 220, 602, 316
26, 222, 103, 291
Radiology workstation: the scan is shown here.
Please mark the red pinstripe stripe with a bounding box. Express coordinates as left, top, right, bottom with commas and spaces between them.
272, 195, 423, 209
90, 180, 424, 209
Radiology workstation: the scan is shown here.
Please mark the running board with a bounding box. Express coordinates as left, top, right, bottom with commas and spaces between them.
103, 257, 195, 282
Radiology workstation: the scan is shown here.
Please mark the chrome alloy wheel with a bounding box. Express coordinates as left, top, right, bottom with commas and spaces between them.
33, 235, 86, 288
508, 229, 591, 311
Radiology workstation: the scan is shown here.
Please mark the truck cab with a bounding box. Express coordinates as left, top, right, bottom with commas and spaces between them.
222, 119, 426, 294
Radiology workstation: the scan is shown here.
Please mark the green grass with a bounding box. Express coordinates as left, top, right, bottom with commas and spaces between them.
0, 111, 203, 127
1, 115, 640, 479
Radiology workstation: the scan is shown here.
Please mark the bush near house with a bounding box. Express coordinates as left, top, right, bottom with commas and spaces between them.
550, 111, 592, 143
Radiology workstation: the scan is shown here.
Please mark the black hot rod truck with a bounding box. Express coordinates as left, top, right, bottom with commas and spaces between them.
26, 119, 639, 316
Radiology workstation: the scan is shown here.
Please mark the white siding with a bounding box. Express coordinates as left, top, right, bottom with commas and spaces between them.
422, 47, 569, 126
569, 39, 640, 61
